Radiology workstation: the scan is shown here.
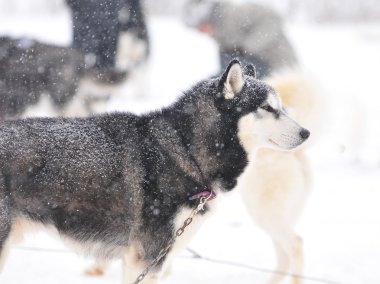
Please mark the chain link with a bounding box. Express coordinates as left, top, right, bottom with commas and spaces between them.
132, 195, 212, 284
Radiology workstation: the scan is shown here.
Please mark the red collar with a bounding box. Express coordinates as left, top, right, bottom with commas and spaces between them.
189, 190, 216, 201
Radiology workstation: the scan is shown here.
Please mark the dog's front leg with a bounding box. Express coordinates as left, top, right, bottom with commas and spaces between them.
122, 243, 164, 284
85, 259, 110, 277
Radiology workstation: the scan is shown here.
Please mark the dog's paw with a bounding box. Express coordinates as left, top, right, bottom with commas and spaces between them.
84, 265, 106, 277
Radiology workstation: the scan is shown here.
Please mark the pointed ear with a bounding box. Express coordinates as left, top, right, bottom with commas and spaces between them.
219, 59, 244, 99
244, 64, 256, 79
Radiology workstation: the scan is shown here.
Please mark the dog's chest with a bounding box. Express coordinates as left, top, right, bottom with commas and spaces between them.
168, 196, 220, 259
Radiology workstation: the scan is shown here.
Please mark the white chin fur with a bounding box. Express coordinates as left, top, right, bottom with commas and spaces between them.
267, 138, 302, 151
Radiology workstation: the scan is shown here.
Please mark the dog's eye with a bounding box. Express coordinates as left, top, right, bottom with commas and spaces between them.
261, 105, 280, 119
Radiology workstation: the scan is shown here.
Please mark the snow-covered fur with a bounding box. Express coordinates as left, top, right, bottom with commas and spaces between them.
239, 70, 324, 284
0, 60, 309, 283
183, 0, 298, 78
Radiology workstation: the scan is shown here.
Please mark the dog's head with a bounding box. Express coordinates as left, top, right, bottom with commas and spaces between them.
215, 59, 310, 154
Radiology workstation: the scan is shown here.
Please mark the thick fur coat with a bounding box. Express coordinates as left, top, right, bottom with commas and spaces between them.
0, 61, 308, 283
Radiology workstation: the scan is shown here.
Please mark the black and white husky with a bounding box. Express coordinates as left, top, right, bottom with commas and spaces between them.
0, 60, 309, 283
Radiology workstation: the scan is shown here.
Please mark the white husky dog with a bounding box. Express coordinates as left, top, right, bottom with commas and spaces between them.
239, 70, 324, 284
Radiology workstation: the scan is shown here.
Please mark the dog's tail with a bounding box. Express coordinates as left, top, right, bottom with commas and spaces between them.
265, 69, 328, 147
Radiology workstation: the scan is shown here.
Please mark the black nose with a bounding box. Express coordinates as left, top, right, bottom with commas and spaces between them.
299, 128, 310, 140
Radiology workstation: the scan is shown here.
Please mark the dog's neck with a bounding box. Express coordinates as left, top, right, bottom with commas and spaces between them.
161, 94, 248, 192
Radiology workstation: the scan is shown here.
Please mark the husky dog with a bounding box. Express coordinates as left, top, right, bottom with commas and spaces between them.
239, 70, 324, 284
83, 72, 323, 281
183, 0, 298, 78
0, 60, 309, 283
0, 36, 85, 120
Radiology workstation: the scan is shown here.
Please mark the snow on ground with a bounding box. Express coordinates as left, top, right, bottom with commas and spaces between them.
0, 11, 380, 284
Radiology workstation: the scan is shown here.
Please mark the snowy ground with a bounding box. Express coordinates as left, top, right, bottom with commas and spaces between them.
0, 11, 380, 284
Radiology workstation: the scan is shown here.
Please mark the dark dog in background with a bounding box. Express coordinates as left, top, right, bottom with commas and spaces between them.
0, 36, 84, 120
66, 0, 149, 83
183, 0, 298, 78
0, 0, 150, 119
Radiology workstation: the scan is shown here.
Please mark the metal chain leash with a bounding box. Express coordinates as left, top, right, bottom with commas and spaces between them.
132, 193, 213, 284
